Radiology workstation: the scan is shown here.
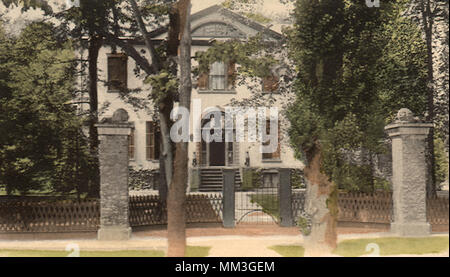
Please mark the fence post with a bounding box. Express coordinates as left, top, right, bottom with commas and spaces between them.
385, 108, 433, 236
279, 168, 294, 227
96, 109, 132, 240
222, 168, 236, 228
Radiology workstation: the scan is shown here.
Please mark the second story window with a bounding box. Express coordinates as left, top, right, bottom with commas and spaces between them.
209, 61, 226, 90
198, 60, 235, 92
146, 121, 161, 161
107, 53, 127, 92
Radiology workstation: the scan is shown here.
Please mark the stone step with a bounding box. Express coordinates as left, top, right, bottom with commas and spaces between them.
199, 168, 242, 192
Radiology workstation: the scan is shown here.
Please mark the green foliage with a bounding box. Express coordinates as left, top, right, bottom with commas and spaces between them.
249, 194, 279, 220
296, 213, 312, 236
434, 137, 449, 187
144, 70, 178, 104
374, 177, 391, 192
286, 0, 428, 192
374, 0, 428, 120
194, 36, 277, 78
291, 169, 306, 189
326, 185, 339, 218
241, 168, 262, 191
129, 168, 159, 190
241, 12, 271, 24
268, 245, 305, 257
334, 236, 449, 257
0, 22, 91, 195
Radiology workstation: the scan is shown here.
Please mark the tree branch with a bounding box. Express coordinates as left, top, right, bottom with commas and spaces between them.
128, 0, 162, 72
102, 32, 156, 75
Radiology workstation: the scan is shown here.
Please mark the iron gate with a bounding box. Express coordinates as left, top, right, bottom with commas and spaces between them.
236, 185, 280, 225
233, 168, 296, 225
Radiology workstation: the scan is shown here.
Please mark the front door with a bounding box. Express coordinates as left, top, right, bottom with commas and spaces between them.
209, 140, 225, 166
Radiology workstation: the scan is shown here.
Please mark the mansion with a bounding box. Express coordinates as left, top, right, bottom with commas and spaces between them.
83, 5, 304, 192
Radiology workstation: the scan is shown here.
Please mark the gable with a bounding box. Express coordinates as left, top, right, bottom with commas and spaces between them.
151, 5, 282, 42
192, 22, 246, 39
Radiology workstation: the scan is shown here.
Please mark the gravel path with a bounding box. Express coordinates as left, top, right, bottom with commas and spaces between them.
0, 235, 301, 257
0, 233, 448, 257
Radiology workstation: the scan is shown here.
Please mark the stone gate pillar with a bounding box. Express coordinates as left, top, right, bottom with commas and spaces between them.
97, 109, 132, 240
222, 168, 236, 228
385, 108, 433, 236
279, 168, 294, 227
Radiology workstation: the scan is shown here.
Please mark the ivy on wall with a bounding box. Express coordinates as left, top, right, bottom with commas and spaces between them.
128, 167, 160, 191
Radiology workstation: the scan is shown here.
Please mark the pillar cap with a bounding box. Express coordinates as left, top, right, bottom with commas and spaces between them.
96, 123, 132, 136
385, 108, 433, 137
96, 109, 132, 136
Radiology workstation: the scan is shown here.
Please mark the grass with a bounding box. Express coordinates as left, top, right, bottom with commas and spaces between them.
249, 194, 279, 220
0, 186, 87, 198
0, 246, 211, 257
268, 245, 305, 257
185, 246, 211, 257
333, 236, 449, 257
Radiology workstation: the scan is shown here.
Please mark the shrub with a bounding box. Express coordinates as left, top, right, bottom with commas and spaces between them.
129, 168, 160, 190
241, 168, 262, 191
291, 169, 306, 189
297, 212, 312, 236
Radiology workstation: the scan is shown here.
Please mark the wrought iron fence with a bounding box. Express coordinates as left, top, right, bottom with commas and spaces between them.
0, 191, 447, 233
0, 198, 100, 233
336, 192, 449, 230
338, 192, 392, 224
291, 190, 306, 224
0, 193, 223, 233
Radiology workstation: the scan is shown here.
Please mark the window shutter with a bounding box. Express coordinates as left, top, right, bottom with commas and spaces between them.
118, 55, 127, 88
198, 72, 209, 90
262, 119, 281, 160
146, 122, 155, 160
262, 75, 279, 92
146, 122, 161, 160
227, 62, 236, 90
154, 124, 161, 160
128, 128, 135, 160
196, 142, 202, 165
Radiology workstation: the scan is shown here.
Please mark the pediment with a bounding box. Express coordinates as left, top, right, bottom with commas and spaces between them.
192, 22, 246, 39
150, 5, 282, 42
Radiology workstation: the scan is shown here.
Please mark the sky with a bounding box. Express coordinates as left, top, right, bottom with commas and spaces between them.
0, 0, 293, 35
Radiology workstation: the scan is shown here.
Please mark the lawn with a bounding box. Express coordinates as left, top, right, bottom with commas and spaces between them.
0, 246, 211, 257
249, 194, 279, 220
333, 236, 449, 257
268, 245, 305, 257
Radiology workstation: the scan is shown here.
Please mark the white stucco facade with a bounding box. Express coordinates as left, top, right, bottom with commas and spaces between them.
92, 5, 304, 190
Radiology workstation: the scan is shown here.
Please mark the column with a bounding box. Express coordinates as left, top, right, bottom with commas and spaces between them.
97, 109, 132, 240
385, 108, 433, 236
222, 168, 236, 228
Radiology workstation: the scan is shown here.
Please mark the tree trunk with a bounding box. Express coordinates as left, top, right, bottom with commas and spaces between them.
303, 144, 338, 256
87, 35, 102, 198
423, 0, 436, 197
158, 98, 174, 202
167, 0, 191, 257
